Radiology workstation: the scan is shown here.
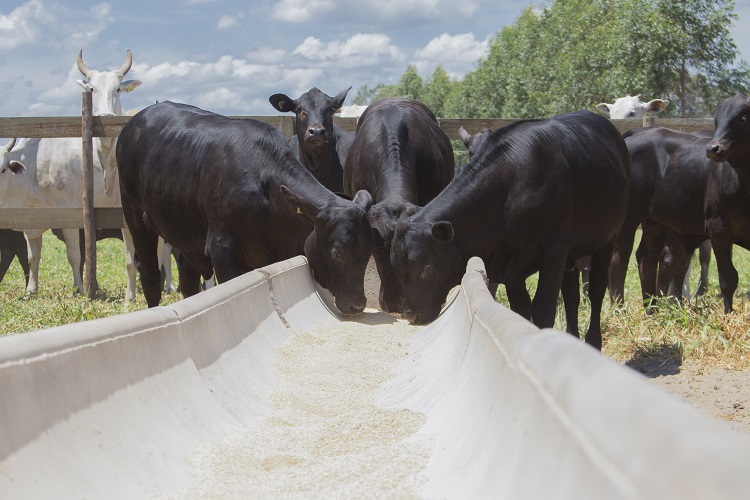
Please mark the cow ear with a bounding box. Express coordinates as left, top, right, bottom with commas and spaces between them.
280, 185, 317, 220
6, 160, 27, 175
352, 189, 373, 211
77, 79, 93, 92
644, 99, 668, 114
595, 103, 612, 116
269, 94, 295, 113
430, 221, 454, 242
121, 80, 142, 93
332, 87, 351, 110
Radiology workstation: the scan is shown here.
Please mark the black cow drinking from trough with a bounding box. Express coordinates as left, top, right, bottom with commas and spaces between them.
344, 98, 455, 312
269, 87, 355, 193
390, 110, 630, 349
116, 101, 375, 312
0, 229, 29, 286
705, 93, 750, 312
608, 125, 745, 313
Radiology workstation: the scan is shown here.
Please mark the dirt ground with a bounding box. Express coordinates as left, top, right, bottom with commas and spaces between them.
363, 258, 750, 436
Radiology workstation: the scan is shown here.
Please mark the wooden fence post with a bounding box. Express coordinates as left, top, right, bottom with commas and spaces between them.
81, 92, 97, 298
643, 115, 655, 128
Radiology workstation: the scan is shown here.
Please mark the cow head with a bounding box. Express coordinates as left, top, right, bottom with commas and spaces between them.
391, 218, 462, 325
76, 49, 142, 195
367, 201, 420, 313
595, 95, 669, 119
280, 184, 374, 315
269, 87, 350, 162
706, 93, 750, 170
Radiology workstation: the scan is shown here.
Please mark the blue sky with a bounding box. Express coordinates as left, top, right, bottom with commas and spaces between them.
1, 0, 749, 118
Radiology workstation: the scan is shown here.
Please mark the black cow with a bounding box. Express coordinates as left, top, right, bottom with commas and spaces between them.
705, 93, 750, 312
0, 229, 29, 286
116, 101, 375, 312
344, 98, 455, 312
391, 110, 629, 349
269, 87, 355, 193
607, 127, 727, 311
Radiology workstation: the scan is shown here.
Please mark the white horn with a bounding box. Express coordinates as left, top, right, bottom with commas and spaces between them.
119, 49, 133, 76
5, 138, 17, 153
77, 49, 91, 77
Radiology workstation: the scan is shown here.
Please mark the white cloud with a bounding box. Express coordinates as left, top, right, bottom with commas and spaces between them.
271, 0, 336, 22
0, 1, 112, 51
270, 0, 479, 23
216, 13, 243, 31
413, 32, 489, 78
292, 33, 406, 67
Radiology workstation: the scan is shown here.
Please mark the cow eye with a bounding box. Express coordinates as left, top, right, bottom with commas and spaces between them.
739, 114, 748, 123
420, 264, 437, 281
299, 111, 307, 120
628, 111, 636, 117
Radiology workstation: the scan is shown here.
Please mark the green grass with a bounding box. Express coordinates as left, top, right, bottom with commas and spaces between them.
0, 233, 181, 334
3, 230, 750, 370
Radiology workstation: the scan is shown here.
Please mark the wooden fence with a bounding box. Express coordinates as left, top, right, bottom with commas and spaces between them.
0, 98, 715, 296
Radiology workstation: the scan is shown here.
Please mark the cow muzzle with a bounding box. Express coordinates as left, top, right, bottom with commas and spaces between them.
706, 142, 728, 162
305, 126, 329, 145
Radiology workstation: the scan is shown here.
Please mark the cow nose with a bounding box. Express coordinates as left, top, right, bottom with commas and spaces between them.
306, 126, 327, 141
706, 143, 724, 160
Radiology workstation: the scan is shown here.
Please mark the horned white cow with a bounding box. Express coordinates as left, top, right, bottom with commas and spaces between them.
0, 50, 141, 299
595, 94, 669, 119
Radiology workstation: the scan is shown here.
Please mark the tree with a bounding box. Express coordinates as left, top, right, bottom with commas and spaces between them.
398, 65, 424, 100
368, 0, 749, 118
422, 66, 453, 117
352, 84, 384, 105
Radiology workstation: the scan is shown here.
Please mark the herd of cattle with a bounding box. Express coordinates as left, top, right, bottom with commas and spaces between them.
1, 51, 750, 351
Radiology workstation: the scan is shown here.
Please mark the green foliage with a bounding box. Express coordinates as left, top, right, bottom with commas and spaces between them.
372, 0, 749, 118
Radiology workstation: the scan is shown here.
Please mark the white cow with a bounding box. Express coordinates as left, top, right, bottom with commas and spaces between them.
0, 50, 142, 299
595, 94, 669, 119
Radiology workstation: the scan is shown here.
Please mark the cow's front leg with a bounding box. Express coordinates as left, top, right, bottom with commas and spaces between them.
121, 226, 138, 303
586, 240, 616, 350
707, 217, 737, 313
532, 242, 568, 329
560, 265, 580, 338
60, 228, 84, 295
23, 231, 43, 297
505, 280, 532, 321
206, 230, 241, 285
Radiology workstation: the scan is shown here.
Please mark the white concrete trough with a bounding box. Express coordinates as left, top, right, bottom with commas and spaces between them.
1, 255, 749, 498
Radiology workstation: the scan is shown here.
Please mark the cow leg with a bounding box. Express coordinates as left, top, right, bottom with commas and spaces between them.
586, 241, 615, 350
659, 234, 688, 301
205, 229, 242, 285
532, 243, 568, 329
128, 225, 161, 307
707, 218, 737, 313
697, 240, 711, 296
60, 228, 84, 295
681, 256, 694, 298
159, 239, 176, 294
121, 227, 138, 303
23, 231, 44, 297
638, 224, 665, 313
561, 266, 580, 339
608, 220, 639, 306
576, 256, 591, 296
506, 282, 532, 321
176, 256, 202, 298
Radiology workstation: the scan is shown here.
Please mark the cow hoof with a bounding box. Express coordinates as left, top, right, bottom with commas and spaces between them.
21, 291, 37, 301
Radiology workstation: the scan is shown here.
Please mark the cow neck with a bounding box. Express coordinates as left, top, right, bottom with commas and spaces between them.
425, 162, 506, 258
